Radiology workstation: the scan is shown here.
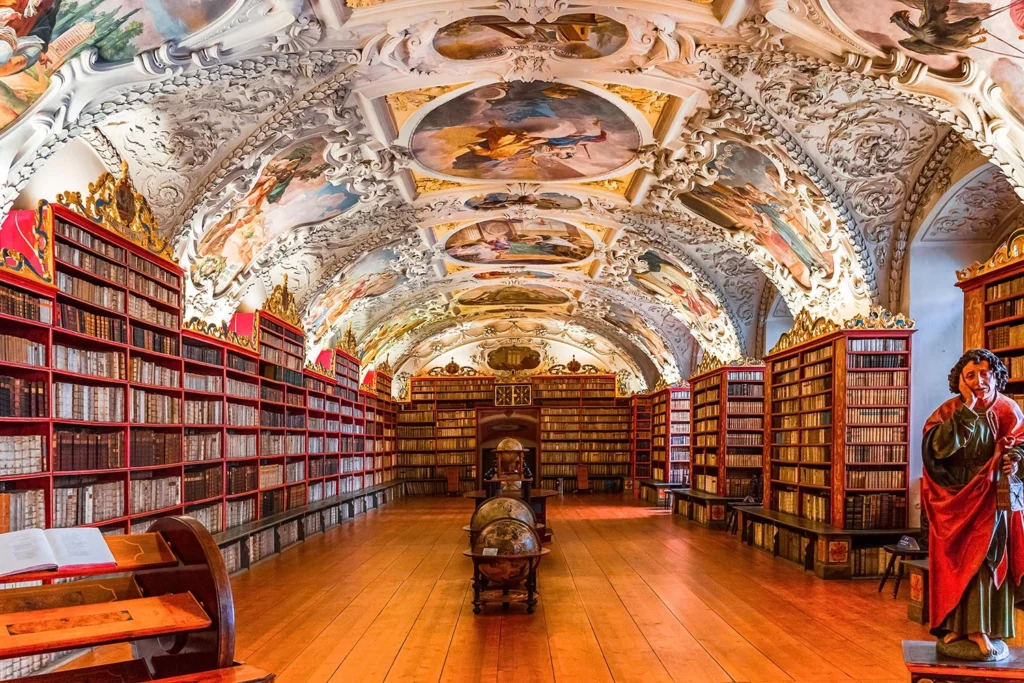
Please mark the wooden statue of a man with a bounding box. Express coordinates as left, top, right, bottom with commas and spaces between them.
922, 349, 1024, 661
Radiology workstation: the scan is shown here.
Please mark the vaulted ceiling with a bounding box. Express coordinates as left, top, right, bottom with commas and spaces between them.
1, 0, 1022, 395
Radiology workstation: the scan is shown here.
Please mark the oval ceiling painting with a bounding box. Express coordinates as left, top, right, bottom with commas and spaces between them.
445, 218, 594, 265
433, 14, 627, 61
677, 141, 834, 290
457, 285, 571, 307
411, 81, 640, 181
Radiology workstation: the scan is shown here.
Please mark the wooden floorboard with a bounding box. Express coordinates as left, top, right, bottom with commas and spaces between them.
59, 493, 930, 682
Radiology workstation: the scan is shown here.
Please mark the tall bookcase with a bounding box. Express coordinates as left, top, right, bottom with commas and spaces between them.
689, 364, 765, 498
959, 227, 1024, 409
631, 394, 653, 481
764, 311, 913, 530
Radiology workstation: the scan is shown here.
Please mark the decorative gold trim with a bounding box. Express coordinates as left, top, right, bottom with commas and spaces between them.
377, 357, 393, 377
844, 306, 916, 331
305, 360, 336, 379
593, 83, 671, 118
346, 0, 390, 8
262, 274, 301, 327
691, 353, 766, 378
183, 317, 258, 352
414, 175, 465, 195
546, 356, 601, 375
957, 224, 1024, 282
56, 160, 174, 262
768, 309, 841, 355
427, 358, 479, 377
336, 325, 358, 355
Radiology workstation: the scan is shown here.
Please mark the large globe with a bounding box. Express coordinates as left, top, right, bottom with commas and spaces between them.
472, 518, 542, 587
470, 496, 536, 533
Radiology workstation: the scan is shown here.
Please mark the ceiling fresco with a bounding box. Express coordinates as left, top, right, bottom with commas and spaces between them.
3, 0, 1024, 395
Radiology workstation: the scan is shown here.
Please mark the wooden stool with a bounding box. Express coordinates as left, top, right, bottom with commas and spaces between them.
878, 544, 929, 598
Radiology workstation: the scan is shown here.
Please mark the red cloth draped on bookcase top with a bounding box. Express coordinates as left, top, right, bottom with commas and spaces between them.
922, 394, 1024, 629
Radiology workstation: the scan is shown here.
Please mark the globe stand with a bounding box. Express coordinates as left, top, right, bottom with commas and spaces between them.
469, 558, 545, 614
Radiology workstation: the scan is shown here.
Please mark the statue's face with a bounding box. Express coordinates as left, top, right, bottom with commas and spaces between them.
962, 360, 999, 404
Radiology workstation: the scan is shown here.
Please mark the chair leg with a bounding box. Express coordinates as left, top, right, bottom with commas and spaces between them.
892, 557, 905, 599
878, 551, 897, 593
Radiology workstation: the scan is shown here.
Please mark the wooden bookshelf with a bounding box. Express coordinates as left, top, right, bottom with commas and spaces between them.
740, 309, 916, 578
689, 364, 764, 499
958, 227, 1024, 410
631, 394, 652, 481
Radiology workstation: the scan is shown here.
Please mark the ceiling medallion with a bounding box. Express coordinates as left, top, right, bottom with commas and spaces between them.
182, 317, 258, 352
769, 309, 841, 355
262, 274, 302, 327
55, 160, 173, 262
844, 306, 916, 331
957, 224, 1024, 283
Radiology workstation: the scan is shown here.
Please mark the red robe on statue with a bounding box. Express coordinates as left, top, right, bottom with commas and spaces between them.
922, 394, 1024, 631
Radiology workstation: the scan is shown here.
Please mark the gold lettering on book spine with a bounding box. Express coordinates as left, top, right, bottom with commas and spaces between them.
56, 161, 173, 262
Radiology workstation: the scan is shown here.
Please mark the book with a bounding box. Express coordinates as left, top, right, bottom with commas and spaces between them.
0, 527, 116, 576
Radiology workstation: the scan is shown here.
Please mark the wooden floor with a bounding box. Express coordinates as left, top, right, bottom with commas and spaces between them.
73, 494, 930, 682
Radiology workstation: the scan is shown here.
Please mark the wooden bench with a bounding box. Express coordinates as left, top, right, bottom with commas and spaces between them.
0, 517, 273, 682
668, 488, 742, 530
737, 506, 919, 580
637, 480, 674, 508
213, 481, 404, 573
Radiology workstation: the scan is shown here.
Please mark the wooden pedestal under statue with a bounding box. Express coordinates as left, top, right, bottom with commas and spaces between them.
904, 640, 1024, 682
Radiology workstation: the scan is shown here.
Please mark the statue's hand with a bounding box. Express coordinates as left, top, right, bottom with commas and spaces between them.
959, 374, 977, 410
1003, 454, 1019, 477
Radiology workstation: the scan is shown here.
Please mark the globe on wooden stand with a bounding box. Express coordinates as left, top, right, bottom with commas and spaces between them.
464, 495, 543, 547
463, 518, 549, 614
486, 437, 532, 498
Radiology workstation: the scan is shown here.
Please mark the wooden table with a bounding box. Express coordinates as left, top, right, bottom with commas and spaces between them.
637, 481, 674, 508
903, 558, 929, 624
465, 489, 556, 542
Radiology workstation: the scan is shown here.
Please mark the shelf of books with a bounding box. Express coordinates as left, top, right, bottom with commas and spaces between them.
397, 376, 492, 494
631, 395, 653, 482
536, 375, 630, 493
639, 386, 690, 506
741, 310, 915, 578
958, 230, 1024, 410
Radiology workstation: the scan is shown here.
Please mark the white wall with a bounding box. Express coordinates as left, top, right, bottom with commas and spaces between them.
904, 242, 994, 525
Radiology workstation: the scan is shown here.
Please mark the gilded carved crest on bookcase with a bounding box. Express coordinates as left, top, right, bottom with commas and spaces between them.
957, 224, 1024, 283
262, 274, 301, 327
336, 325, 358, 356
691, 353, 765, 378
769, 309, 841, 355
55, 160, 173, 262
377, 357, 393, 377
305, 360, 336, 379
546, 356, 601, 375
182, 317, 258, 352
843, 306, 916, 331
427, 358, 478, 376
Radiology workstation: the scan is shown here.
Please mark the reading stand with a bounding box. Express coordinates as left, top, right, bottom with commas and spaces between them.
0, 516, 272, 682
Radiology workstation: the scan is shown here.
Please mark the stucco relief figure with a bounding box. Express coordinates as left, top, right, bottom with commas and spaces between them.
922, 349, 1024, 661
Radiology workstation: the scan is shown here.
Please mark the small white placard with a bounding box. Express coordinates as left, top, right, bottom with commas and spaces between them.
482, 548, 498, 556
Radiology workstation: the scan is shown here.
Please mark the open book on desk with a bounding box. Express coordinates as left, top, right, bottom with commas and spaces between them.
0, 527, 117, 577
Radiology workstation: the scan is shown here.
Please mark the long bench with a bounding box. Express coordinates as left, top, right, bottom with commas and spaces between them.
213, 481, 405, 573
637, 480, 674, 508
668, 488, 743, 530
737, 506, 919, 580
